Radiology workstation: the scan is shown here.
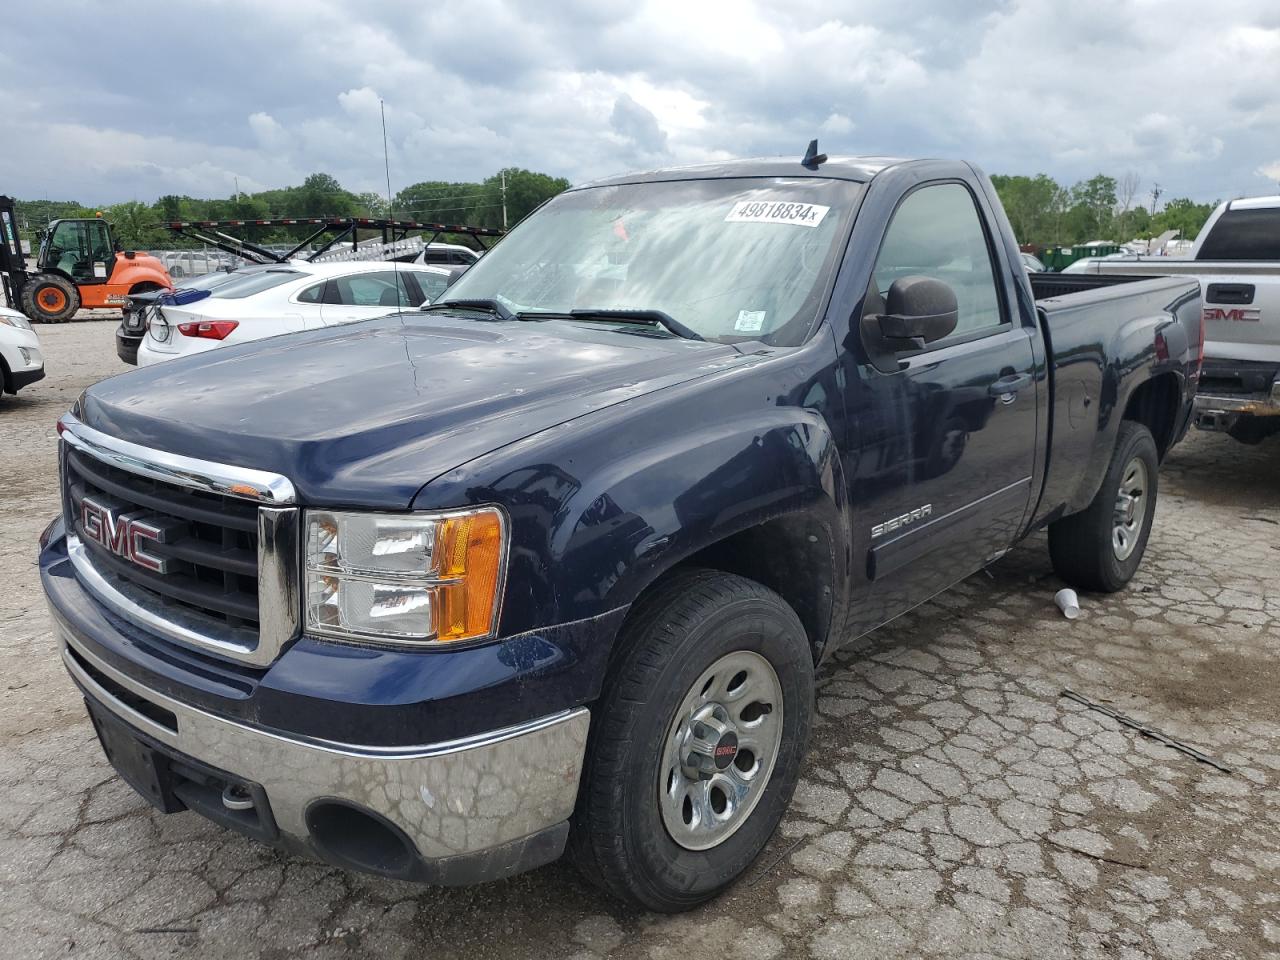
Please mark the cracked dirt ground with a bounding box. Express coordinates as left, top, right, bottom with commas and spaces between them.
2, 323, 1278, 960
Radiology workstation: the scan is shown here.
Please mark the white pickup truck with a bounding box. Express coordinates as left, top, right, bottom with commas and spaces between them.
1073, 196, 1280, 444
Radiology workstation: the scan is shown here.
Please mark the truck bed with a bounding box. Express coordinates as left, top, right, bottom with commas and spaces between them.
1069, 257, 1280, 278
1028, 274, 1201, 528
1028, 271, 1166, 301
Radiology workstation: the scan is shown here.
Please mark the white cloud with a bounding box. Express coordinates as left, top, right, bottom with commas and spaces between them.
2, 0, 1278, 204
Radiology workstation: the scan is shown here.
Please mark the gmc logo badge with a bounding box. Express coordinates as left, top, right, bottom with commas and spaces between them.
1204, 307, 1260, 323
80, 496, 170, 573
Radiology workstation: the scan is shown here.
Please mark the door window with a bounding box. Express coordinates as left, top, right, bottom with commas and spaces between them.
871, 183, 1005, 339
87, 221, 113, 272
332, 271, 416, 308
415, 272, 449, 304
296, 281, 327, 304
46, 222, 88, 279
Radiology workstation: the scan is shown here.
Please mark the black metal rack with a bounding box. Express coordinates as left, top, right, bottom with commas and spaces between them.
161, 216, 505, 265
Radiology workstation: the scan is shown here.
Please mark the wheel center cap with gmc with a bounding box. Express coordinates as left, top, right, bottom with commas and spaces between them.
684, 709, 742, 778
713, 731, 739, 769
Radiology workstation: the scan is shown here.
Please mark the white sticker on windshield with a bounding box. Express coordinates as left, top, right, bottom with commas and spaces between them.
735, 310, 766, 332
725, 200, 830, 227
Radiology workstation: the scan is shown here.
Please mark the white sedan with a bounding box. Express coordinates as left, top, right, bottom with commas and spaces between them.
137, 261, 453, 366
0, 306, 45, 399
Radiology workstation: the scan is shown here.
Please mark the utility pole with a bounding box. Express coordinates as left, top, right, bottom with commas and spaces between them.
234, 176, 242, 203
1149, 182, 1162, 216
501, 169, 508, 230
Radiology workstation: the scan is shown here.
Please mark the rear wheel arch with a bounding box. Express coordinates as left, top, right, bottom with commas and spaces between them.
1121, 372, 1182, 460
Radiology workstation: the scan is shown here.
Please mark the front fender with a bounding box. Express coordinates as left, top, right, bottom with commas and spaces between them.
569, 406, 848, 629
414, 347, 850, 657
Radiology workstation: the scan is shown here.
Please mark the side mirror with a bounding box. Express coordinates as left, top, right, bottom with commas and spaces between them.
859, 276, 959, 373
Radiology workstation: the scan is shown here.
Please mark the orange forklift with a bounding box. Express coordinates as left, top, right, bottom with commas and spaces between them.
0, 196, 172, 321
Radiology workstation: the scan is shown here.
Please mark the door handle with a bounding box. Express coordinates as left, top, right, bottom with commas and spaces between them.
988, 373, 1032, 400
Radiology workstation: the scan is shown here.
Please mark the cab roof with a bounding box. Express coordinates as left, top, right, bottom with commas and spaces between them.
575, 155, 911, 190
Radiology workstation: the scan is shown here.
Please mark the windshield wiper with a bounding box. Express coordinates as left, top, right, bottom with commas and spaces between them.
421, 298, 515, 322
562, 308, 705, 341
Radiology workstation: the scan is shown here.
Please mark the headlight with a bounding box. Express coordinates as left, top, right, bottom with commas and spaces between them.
148, 308, 171, 343
304, 507, 507, 645
0, 312, 31, 330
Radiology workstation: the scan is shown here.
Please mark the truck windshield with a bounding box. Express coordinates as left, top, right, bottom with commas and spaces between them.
444, 177, 863, 345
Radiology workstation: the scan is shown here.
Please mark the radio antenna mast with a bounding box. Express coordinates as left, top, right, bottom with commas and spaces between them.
380, 98, 404, 309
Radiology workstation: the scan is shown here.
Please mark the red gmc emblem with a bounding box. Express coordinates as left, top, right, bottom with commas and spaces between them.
80, 496, 169, 573
715, 745, 737, 758
1204, 307, 1261, 323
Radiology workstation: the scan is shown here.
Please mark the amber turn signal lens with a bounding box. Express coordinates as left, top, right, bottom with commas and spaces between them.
435, 509, 505, 641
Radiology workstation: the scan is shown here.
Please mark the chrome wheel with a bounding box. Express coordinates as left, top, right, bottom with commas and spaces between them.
1112, 456, 1149, 561
658, 650, 784, 851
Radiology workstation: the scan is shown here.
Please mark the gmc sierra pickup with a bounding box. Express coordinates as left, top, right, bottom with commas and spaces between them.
1076, 195, 1279, 443
39, 153, 1202, 912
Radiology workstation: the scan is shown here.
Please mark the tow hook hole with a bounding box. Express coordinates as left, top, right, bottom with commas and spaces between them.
306, 801, 416, 878
221, 784, 255, 811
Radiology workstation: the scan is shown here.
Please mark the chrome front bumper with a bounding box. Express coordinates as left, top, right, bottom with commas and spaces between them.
58, 626, 589, 880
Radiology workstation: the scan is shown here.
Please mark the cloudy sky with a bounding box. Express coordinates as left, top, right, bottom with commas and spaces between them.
3, 0, 1278, 205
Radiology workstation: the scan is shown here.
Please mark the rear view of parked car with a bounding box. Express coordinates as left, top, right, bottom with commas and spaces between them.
118, 266, 256, 364
137, 261, 452, 366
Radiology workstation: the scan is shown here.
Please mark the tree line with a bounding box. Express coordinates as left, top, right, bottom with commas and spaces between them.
11, 168, 571, 250
14, 167, 1217, 252
990, 173, 1217, 247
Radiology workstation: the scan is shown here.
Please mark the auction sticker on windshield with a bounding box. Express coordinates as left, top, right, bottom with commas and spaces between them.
725, 200, 830, 227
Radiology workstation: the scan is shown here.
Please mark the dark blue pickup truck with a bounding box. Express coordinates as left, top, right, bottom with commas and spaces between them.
39, 153, 1201, 911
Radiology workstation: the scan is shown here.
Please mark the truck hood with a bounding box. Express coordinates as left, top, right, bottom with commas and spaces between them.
79, 313, 750, 507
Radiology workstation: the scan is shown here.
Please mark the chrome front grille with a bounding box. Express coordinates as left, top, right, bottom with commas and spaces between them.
67, 447, 262, 628
58, 414, 300, 667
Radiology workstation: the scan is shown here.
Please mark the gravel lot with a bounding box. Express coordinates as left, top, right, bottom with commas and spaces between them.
2, 322, 1278, 960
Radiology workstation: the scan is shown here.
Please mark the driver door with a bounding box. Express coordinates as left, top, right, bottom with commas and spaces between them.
844, 181, 1038, 632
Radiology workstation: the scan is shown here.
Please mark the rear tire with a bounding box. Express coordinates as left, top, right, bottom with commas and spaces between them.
570, 569, 814, 912
1048, 421, 1158, 593
21, 274, 80, 322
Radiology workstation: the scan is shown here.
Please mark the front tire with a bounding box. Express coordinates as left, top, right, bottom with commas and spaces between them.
571, 569, 814, 912
1048, 421, 1159, 592
21, 274, 80, 322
